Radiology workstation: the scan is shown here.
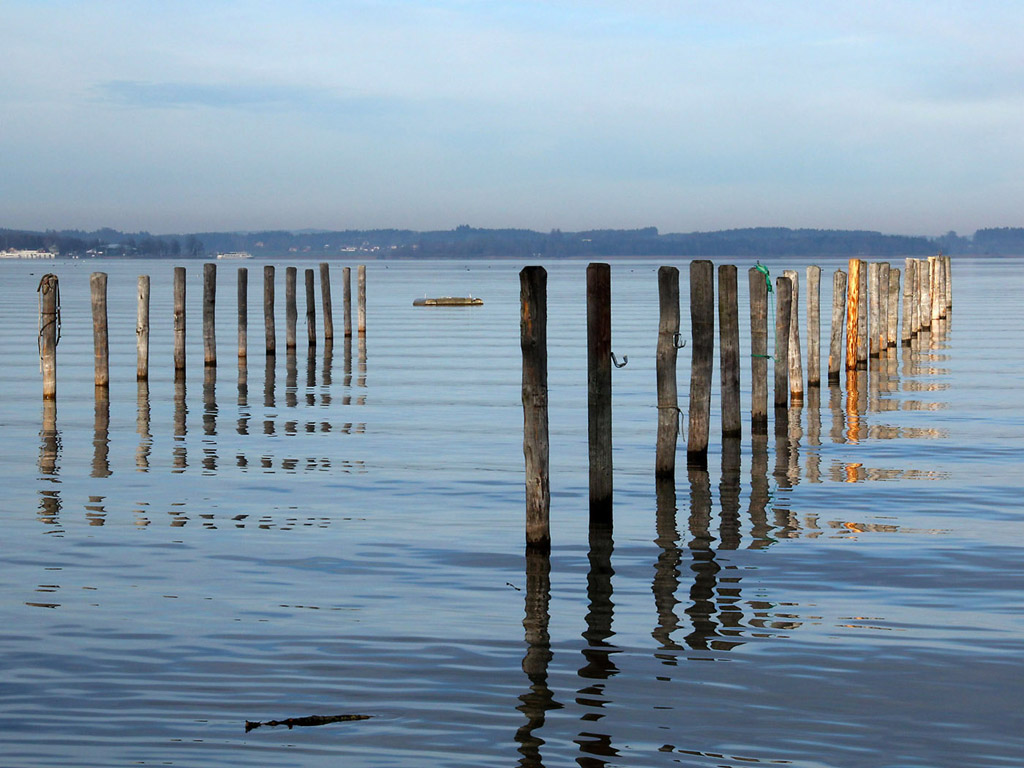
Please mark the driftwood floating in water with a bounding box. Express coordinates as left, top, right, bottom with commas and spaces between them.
245, 713, 371, 732
413, 296, 483, 306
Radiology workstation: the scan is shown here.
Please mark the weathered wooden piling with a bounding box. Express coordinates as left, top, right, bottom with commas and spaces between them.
90, 272, 109, 388
319, 263, 334, 341
845, 259, 860, 371
718, 264, 741, 438
919, 258, 931, 330
587, 262, 613, 522
902, 258, 915, 344
774, 275, 792, 409
237, 268, 247, 359
655, 266, 681, 478
137, 275, 150, 380
520, 266, 550, 551
807, 265, 821, 387
868, 262, 880, 358
285, 266, 297, 349
887, 267, 900, 348
748, 266, 769, 434
357, 265, 367, 335
203, 263, 216, 366
38, 274, 59, 400
343, 266, 353, 338
783, 269, 803, 403
173, 267, 186, 376
878, 262, 890, 355
931, 256, 944, 323
263, 266, 276, 356
687, 260, 715, 467
856, 259, 868, 367
305, 268, 316, 347
828, 269, 846, 382
944, 255, 953, 312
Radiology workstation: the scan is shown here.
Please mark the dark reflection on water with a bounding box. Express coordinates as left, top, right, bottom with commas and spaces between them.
137, 380, 151, 470
203, 365, 217, 473
173, 377, 187, 471
91, 388, 110, 479
652, 478, 683, 660
516, 550, 561, 768
575, 524, 619, 766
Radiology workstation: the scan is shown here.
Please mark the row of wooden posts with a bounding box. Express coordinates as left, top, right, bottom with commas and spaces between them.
38, 263, 367, 399
520, 255, 953, 551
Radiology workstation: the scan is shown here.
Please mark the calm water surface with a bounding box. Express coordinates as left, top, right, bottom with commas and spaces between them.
1, 256, 1022, 767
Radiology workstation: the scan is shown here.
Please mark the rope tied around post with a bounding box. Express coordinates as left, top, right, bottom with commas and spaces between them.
37, 273, 61, 371
752, 261, 774, 359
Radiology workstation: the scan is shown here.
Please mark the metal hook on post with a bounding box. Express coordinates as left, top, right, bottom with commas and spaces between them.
611, 352, 628, 368
672, 332, 687, 349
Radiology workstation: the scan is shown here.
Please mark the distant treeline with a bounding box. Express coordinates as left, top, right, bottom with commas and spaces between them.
6, 224, 1024, 259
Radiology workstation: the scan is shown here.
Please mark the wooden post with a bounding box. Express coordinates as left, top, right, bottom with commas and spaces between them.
919, 258, 931, 330
173, 266, 186, 376
783, 269, 803, 403
774, 275, 792, 409
655, 266, 680, 478
879, 262, 891, 352
285, 266, 297, 349
521, 267, 550, 551
845, 259, 859, 371
828, 269, 846, 382
357, 264, 367, 335
806, 265, 821, 387
587, 262, 613, 523
931, 256, 943, 322
90, 272, 109, 388
263, 266, 276, 356
305, 268, 317, 347
203, 262, 216, 366
343, 266, 353, 338
137, 275, 150, 380
319, 262, 334, 341
887, 267, 900, 348
687, 260, 715, 466
718, 264, 741, 438
944, 255, 953, 312
748, 266, 769, 434
38, 274, 59, 400
868, 262, 880, 358
902, 259, 915, 345
237, 267, 247, 359
856, 259, 868, 367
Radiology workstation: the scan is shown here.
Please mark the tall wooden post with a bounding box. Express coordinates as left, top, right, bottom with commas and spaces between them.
930, 256, 943, 323
944, 255, 953, 312
89, 272, 109, 388
357, 265, 367, 335
748, 267, 769, 434
868, 262, 880, 358
687, 260, 715, 466
587, 263, 613, 524
237, 267, 247, 359
856, 259, 868, 367
806, 265, 821, 387
783, 269, 803, 403
305, 268, 317, 347
173, 266, 186, 377
887, 267, 900, 348
828, 269, 846, 381
902, 259, 915, 345
203, 262, 216, 366
655, 266, 681, 477
919, 258, 931, 330
718, 264, 741, 438
878, 262, 890, 354
137, 275, 150, 380
521, 266, 550, 552
319, 263, 334, 341
774, 275, 792, 409
263, 266, 276, 356
845, 259, 859, 371
38, 274, 59, 400
285, 266, 298, 349
343, 266, 353, 338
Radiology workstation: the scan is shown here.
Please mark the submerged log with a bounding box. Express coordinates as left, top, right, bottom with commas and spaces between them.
245, 714, 371, 732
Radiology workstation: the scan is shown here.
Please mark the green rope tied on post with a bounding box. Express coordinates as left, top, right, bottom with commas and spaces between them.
752, 262, 775, 359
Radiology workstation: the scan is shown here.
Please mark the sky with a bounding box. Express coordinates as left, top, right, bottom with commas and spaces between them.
3, 1, 1023, 236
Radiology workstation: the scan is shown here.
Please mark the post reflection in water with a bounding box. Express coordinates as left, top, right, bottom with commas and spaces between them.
321, 339, 333, 406
805, 387, 821, 483
202, 365, 218, 472
173, 377, 187, 471
136, 380, 151, 470
719, 437, 742, 549
652, 478, 683, 660
684, 468, 719, 650
575, 524, 619, 766
39, 400, 61, 525
515, 550, 561, 768
237, 358, 250, 436
264, 354, 276, 436
286, 350, 298, 408
748, 433, 771, 547
92, 388, 111, 479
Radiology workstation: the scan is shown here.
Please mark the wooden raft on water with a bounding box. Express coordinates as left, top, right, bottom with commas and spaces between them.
413, 296, 483, 306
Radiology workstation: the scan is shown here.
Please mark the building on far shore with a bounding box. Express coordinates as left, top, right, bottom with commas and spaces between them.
0, 249, 55, 259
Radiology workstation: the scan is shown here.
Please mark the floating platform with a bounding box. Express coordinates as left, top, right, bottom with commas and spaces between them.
413, 296, 483, 306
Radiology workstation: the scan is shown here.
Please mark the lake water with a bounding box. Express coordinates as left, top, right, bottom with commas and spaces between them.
0, 256, 1021, 768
